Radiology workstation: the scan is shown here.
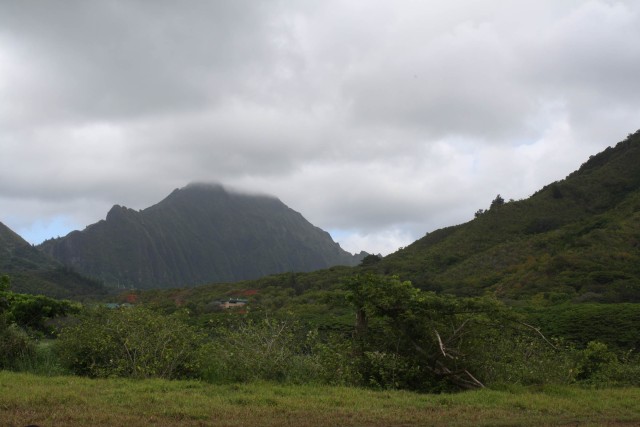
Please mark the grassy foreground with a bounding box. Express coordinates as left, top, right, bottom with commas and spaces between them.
1, 372, 639, 426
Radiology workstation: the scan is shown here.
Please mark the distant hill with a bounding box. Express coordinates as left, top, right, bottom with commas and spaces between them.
0, 221, 105, 299
40, 183, 364, 289
374, 130, 640, 303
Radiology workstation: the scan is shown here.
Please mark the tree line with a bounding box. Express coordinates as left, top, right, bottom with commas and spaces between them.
1, 273, 639, 391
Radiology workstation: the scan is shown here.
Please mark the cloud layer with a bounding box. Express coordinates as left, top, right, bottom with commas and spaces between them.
1, 0, 639, 255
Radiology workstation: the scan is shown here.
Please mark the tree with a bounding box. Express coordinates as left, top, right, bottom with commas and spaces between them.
345, 274, 416, 339
343, 274, 565, 391
2, 292, 79, 334
359, 254, 382, 266
490, 194, 505, 209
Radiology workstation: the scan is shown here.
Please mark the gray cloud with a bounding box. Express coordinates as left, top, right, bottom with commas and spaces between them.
1, 0, 639, 255
0, 1, 283, 124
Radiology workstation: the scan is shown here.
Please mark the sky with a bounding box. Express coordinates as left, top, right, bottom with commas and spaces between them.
1, 0, 639, 256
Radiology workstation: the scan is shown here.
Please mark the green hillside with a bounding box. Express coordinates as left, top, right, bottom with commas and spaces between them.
374, 130, 640, 303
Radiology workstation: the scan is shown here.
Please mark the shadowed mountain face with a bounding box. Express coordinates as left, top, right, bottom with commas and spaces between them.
39, 183, 362, 289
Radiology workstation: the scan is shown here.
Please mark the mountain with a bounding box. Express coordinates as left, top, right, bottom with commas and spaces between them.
0, 221, 50, 271
373, 130, 640, 303
0, 221, 105, 299
40, 183, 363, 289
1, 221, 31, 255
121, 131, 640, 353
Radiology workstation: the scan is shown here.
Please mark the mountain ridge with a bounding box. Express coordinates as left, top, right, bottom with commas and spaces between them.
4, 131, 640, 302
39, 183, 363, 289
373, 130, 640, 302
0, 221, 106, 299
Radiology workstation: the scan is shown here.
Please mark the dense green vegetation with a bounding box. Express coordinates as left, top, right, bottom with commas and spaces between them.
56, 307, 203, 379
0, 275, 79, 370
3, 270, 639, 393
524, 303, 640, 350
1, 283, 638, 426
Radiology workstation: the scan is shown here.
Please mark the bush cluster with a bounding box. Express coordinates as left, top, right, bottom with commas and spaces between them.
0, 314, 35, 369
200, 318, 356, 385
56, 307, 204, 379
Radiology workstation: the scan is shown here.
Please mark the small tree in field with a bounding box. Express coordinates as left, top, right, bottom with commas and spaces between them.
344, 274, 567, 391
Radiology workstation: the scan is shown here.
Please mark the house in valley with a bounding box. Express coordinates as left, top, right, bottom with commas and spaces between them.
216, 298, 248, 309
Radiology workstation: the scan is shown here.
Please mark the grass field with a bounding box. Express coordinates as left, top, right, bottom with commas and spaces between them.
1, 372, 639, 426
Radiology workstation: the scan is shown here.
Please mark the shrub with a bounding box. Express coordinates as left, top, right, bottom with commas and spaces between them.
471, 334, 575, 387
12, 339, 68, 376
587, 349, 640, 387
575, 341, 618, 382
359, 351, 420, 389
307, 332, 362, 386
56, 307, 204, 379
0, 314, 35, 369
200, 318, 346, 384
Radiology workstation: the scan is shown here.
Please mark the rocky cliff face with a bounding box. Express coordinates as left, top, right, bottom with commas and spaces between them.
40, 183, 361, 289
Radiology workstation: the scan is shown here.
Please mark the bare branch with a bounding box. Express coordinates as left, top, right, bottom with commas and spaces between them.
514, 320, 558, 350
463, 369, 485, 388
434, 329, 454, 359
446, 318, 472, 345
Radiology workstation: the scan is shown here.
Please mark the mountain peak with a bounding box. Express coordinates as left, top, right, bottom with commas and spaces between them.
0, 221, 30, 250
40, 185, 359, 289
105, 204, 138, 222
161, 182, 280, 206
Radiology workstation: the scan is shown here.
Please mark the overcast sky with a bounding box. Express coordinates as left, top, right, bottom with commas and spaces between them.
1, 1, 639, 255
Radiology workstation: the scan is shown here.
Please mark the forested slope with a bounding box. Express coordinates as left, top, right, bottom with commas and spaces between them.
374, 130, 640, 302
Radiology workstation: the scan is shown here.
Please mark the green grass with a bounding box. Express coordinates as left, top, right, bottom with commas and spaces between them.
1, 372, 639, 426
